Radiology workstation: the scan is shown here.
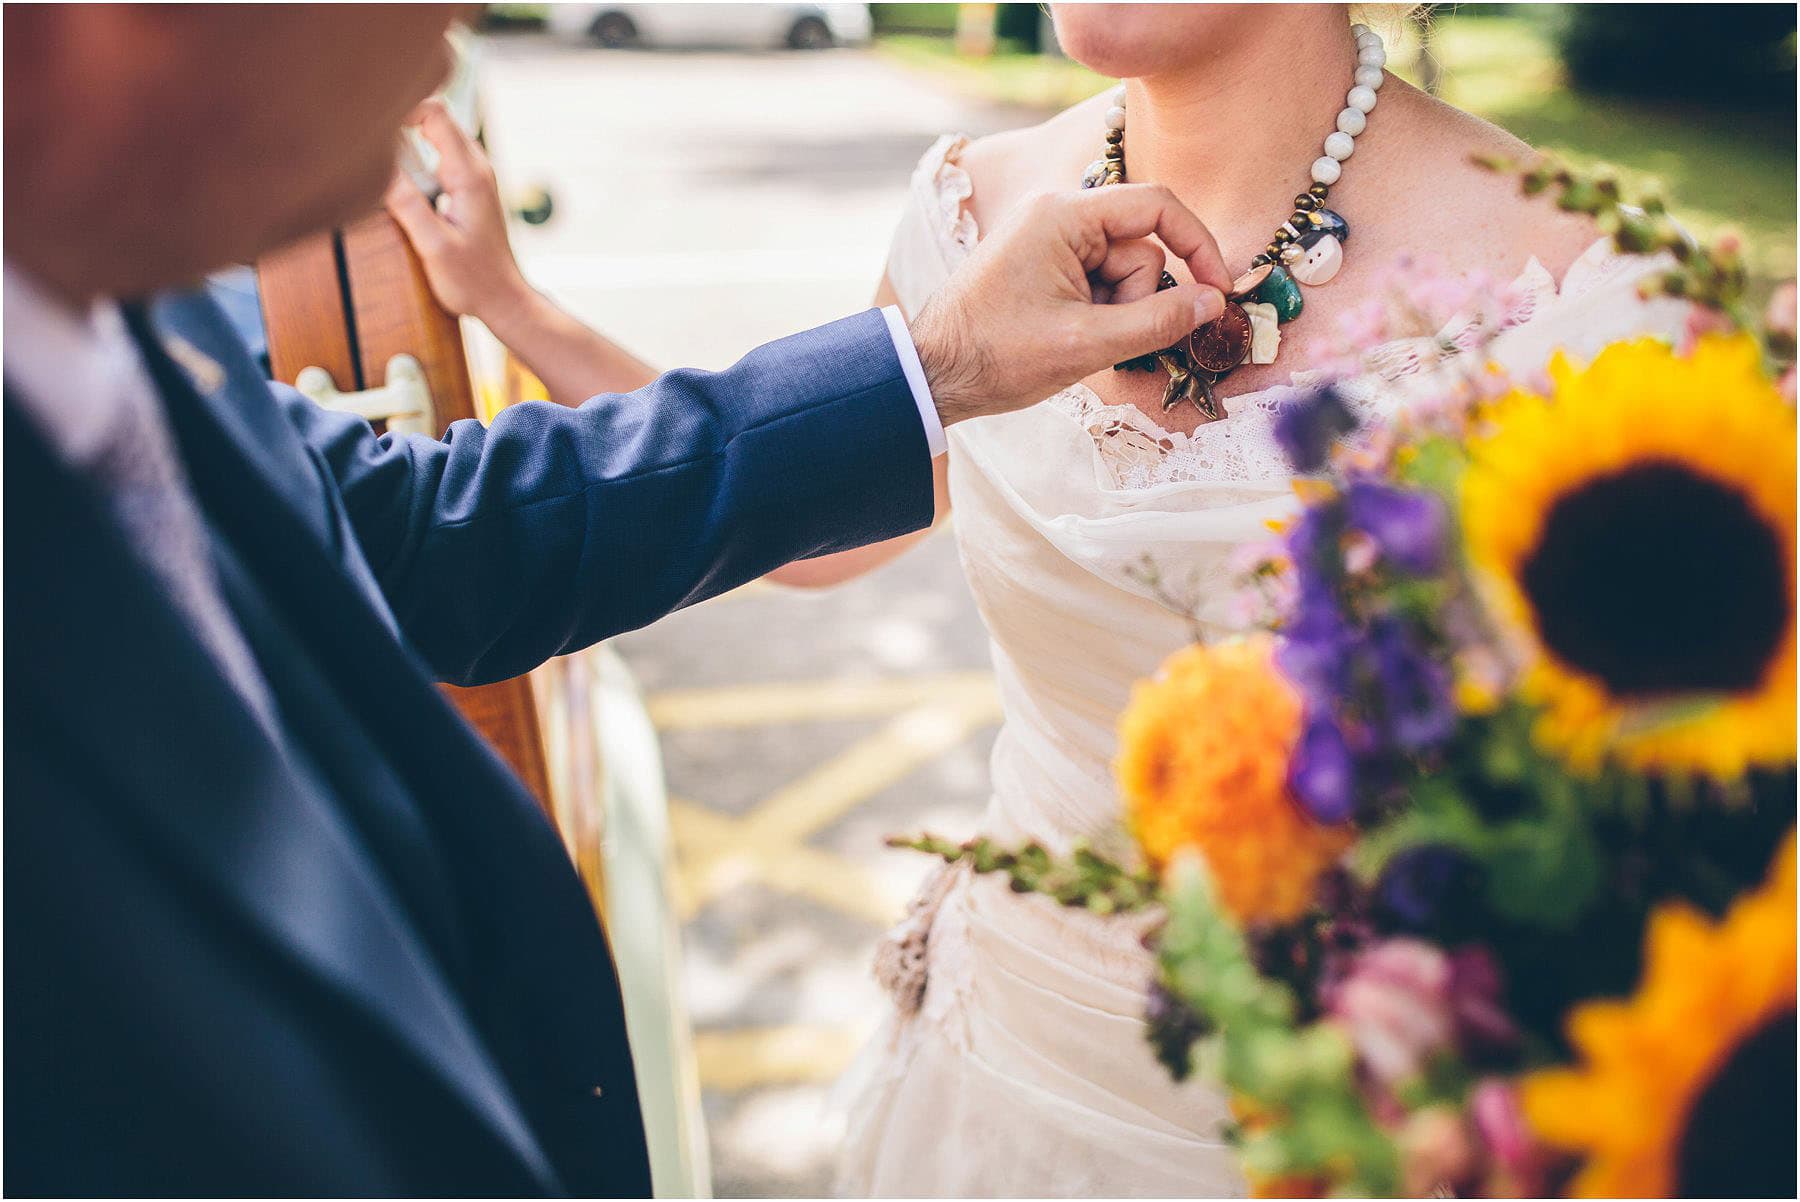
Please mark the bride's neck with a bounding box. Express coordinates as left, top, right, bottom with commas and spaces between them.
1123, 8, 1360, 231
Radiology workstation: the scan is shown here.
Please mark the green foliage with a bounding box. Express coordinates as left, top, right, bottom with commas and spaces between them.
479, 4, 547, 30
993, 3, 1044, 53
1158, 860, 1402, 1195
1473, 151, 1778, 350
886, 832, 1160, 914
1354, 705, 1604, 931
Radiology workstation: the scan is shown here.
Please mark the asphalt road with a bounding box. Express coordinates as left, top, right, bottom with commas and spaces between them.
476, 34, 1028, 1196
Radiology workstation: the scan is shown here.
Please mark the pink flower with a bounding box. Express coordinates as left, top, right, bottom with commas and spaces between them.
1342, 531, 1380, 576
1681, 304, 1735, 354
1326, 938, 1455, 1087
1223, 536, 1294, 629
1321, 297, 1395, 373
1470, 1079, 1555, 1196
1766, 280, 1797, 340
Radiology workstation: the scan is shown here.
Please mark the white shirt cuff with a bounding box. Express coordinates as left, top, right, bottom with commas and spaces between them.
880, 304, 946, 458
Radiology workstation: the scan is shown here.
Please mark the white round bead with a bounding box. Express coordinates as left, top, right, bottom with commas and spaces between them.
1311, 155, 1342, 186
1336, 106, 1367, 136
1358, 44, 1387, 68
1112, 84, 1127, 108
1325, 130, 1355, 161
1355, 64, 1386, 90
1347, 84, 1378, 113
1105, 105, 1127, 131
1350, 22, 1370, 37
1356, 30, 1383, 50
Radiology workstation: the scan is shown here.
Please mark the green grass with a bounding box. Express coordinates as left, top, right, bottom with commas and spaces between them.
870, 3, 960, 36
875, 12, 1795, 294
877, 33, 1110, 111
1414, 14, 1795, 293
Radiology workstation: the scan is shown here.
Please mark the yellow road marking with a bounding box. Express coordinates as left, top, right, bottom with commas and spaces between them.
670, 800, 910, 925
660, 671, 1002, 1094
692, 1024, 871, 1091
664, 684, 1001, 922
647, 671, 998, 730
747, 693, 999, 845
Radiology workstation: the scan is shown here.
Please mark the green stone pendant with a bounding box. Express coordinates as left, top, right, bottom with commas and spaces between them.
1253, 266, 1304, 323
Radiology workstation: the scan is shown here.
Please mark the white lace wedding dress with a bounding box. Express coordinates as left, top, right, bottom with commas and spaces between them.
835, 135, 1691, 1198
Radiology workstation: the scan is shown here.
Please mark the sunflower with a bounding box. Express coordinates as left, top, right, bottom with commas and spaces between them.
1521, 829, 1797, 1197
1461, 334, 1796, 777
1117, 636, 1351, 925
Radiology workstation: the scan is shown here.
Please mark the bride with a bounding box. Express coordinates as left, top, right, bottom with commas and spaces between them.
390, 5, 1690, 1194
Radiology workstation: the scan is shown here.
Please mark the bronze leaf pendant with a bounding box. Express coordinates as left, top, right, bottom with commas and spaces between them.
1114, 276, 1256, 425
1155, 353, 1223, 422
1157, 300, 1252, 423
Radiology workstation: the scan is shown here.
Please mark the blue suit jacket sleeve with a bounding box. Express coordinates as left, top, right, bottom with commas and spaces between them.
285, 308, 933, 686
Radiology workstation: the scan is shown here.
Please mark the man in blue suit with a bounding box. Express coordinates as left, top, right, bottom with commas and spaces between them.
3, 6, 1229, 1195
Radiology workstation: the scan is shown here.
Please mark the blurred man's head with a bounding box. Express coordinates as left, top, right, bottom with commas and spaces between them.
4, 4, 465, 304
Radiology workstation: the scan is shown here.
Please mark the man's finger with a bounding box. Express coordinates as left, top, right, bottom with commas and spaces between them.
412, 98, 488, 189
1082, 281, 1225, 367
1068, 184, 1232, 294
385, 171, 447, 251
1090, 237, 1167, 306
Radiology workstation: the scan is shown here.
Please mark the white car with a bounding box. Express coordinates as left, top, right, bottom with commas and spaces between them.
546, 2, 871, 50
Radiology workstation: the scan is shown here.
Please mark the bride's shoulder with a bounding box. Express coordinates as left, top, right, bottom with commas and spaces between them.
1368, 80, 1602, 283
936, 92, 1113, 236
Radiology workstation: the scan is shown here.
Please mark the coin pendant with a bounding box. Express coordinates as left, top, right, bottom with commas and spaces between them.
1187, 301, 1252, 374
1228, 264, 1273, 300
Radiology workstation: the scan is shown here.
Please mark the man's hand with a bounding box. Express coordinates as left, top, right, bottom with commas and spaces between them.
907, 184, 1231, 426
385, 99, 535, 327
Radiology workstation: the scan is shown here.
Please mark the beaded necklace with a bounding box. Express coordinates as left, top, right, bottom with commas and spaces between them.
1084, 22, 1386, 421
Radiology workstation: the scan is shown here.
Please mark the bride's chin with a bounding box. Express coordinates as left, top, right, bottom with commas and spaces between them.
1050, 4, 1255, 79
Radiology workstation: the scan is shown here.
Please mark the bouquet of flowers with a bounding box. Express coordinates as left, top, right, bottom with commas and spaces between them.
894, 160, 1797, 1197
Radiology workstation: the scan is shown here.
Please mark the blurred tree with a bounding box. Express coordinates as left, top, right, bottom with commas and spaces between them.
995, 2, 1045, 53
1558, 3, 1795, 106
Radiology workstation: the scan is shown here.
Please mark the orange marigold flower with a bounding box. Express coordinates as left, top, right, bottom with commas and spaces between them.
1117, 635, 1351, 924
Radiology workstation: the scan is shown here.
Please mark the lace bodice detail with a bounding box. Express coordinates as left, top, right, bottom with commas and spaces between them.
896, 133, 1663, 491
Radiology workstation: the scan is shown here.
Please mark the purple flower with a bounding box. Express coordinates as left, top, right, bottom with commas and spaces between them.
1276, 593, 1354, 705
1373, 844, 1486, 940
1345, 480, 1447, 575
1273, 385, 1361, 473
1276, 503, 1355, 705
1289, 711, 1357, 824
1283, 501, 1343, 582
1370, 616, 1456, 752
1145, 979, 1210, 1082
